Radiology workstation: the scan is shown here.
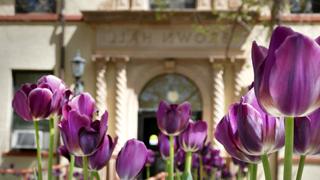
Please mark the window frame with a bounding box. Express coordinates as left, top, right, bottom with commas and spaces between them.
15, 0, 57, 14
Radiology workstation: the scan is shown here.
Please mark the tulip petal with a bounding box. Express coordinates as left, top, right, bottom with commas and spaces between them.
315, 36, 320, 45
294, 117, 311, 154
116, 139, 148, 179
237, 103, 263, 155
69, 93, 95, 118
79, 127, 100, 155
215, 115, 259, 163
21, 83, 37, 96
88, 135, 117, 170
268, 34, 320, 116
38, 75, 65, 92
12, 90, 32, 121
159, 133, 174, 158
99, 111, 108, 140
28, 88, 53, 119
268, 26, 295, 56
58, 145, 71, 161
66, 110, 91, 155
251, 41, 268, 74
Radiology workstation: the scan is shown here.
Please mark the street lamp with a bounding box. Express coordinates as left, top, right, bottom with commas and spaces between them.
72, 50, 86, 95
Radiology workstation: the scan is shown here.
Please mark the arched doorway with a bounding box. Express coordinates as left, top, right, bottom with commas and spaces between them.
138, 73, 202, 177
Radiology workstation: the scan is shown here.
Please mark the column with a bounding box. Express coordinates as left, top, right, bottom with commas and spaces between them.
116, 0, 130, 10
210, 58, 225, 145
114, 57, 129, 151
214, 0, 229, 11
94, 57, 109, 115
197, 0, 212, 10
233, 59, 245, 101
131, 0, 149, 10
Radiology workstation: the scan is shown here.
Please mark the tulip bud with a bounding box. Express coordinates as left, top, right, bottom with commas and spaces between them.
252, 26, 320, 117
156, 100, 191, 136
179, 120, 207, 152
116, 139, 148, 180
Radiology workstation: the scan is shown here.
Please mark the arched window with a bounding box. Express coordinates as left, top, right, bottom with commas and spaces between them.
139, 73, 202, 112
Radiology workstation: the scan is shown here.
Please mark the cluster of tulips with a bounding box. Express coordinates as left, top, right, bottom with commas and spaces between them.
11, 25, 320, 180
11, 75, 147, 180
215, 26, 320, 180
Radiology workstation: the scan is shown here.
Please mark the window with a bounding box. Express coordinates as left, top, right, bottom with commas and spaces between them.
290, 0, 320, 13
15, 0, 56, 13
150, 0, 196, 10
11, 70, 53, 150
139, 73, 202, 112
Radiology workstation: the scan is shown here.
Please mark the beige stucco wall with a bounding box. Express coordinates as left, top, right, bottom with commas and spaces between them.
1, 10, 320, 178
0, 0, 112, 15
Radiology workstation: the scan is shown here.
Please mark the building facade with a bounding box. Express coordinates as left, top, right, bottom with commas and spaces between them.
1, 0, 320, 179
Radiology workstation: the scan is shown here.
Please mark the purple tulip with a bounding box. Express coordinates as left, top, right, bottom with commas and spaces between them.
59, 93, 108, 156
156, 100, 191, 136
215, 89, 284, 162
12, 75, 69, 121
37, 75, 68, 115
63, 92, 96, 119
59, 135, 117, 170
116, 139, 148, 180
201, 144, 224, 169
294, 108, 320, 155
175, 148, 185, 171
146, 149, 156, 166
252, 26, 320, 117
158, 133, 178, 159
12, 83, 53, 121
179, 120, 207, 152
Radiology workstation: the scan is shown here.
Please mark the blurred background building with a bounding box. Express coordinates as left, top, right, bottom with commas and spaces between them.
0, 0, 320, 179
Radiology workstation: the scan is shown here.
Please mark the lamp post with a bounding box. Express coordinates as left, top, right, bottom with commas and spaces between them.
72, 50, 86, 95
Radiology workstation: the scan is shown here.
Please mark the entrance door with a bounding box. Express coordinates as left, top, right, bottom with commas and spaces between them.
138, 73, 202, 178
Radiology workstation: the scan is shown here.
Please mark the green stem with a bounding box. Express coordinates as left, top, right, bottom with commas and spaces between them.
83, 156, 89, 180
296, 155, 306, 180
199, 156, 203, 180
34, 121, 43, 180
48, 117, 55, 180
237, 169, 242, 180
249, 164, 257, 180
91, 171, 100, 180
169, 136, 174, 180
146, 165, 150, 179
192, 168, 198, 180
68, 155, 75, 180
261, 154, 272, 180
166, 159, 170, 177
176, 169, 181, 180
284, 117, 294, 180
210, 168, 216, 180
184, 151, 192, 174
183, 151, 193, 180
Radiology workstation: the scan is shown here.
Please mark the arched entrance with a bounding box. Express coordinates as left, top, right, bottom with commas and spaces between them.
138, 73, 202, 177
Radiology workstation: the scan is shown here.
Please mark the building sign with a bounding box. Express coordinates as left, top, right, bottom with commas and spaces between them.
96, 25, 248, 49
